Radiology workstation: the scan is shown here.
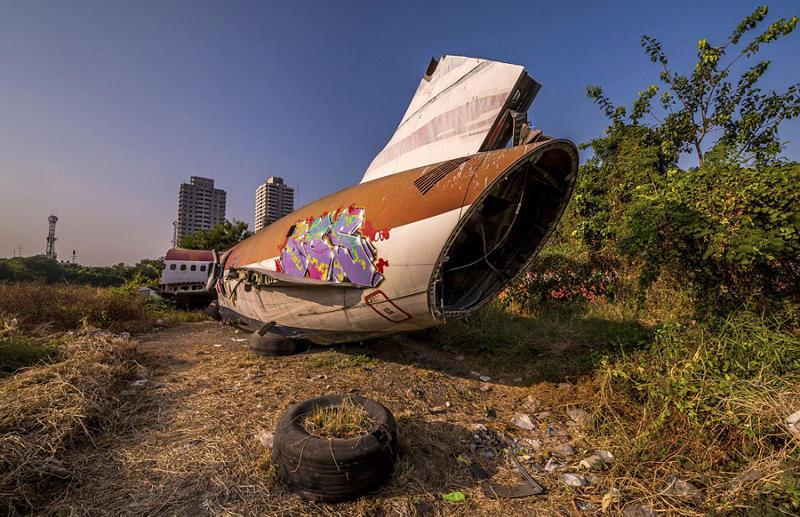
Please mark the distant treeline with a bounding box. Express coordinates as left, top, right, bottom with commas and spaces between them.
0, 255, 163, 288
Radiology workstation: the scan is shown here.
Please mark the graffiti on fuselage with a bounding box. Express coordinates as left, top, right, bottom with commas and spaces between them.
278, 206, 387, 287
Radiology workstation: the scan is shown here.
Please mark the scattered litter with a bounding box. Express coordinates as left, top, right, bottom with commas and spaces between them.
256, 430, 274, 449
567, 407, 593, 428
738, 469, 764, 483
479, 375, 491, 382
129, 379, 147, 388
513, 377, 522, 383
442, 491, 465, 502
521, 438, 541, 450
544, 458, 562, 472
579, 454, 603, 470
660, 475, 702, 501
595, 449, 614, 463
119, 332, 131, 340
576, 500, 598, 511
154, 318, 167, 327
512, 413, 535, 431
602, 487, 622, 511
537, 411, 551, 420
470, 371, 481, 377
430, 405, 449, 414
552, 443, 575, 457
623, 504, 657, 517
787, 409, 800, 437
480, 385, 491, 392
232, 338, 248, 342
561, 473, 588, 487
213, 344, 223, 347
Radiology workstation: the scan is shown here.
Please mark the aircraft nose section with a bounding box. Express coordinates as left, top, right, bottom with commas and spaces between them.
429, 140, 579, 319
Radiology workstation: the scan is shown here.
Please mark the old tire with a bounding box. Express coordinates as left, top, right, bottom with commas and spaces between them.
205, 301, 221, 321
272, 394, 399, 501
248, 332, 300, 355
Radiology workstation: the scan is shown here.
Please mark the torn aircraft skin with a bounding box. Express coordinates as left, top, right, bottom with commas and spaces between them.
213, 55, 579, 345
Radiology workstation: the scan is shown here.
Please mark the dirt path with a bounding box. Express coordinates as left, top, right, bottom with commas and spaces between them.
48, 322, 595, 516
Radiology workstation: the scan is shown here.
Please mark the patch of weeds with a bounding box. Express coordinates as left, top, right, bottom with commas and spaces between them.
0, 336, 58, 376
345, 354, 375, 367
307, 355, 337, 368
302, 397, 374, 439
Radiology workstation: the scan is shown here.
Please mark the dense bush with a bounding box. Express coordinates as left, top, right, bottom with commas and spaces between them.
0, 256, 163, 288
502, 254, 618, 309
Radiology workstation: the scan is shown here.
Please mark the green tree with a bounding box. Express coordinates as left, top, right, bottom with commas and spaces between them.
587, 5, 799, 166
571, 6, 800, 307
178, 219, 253, 251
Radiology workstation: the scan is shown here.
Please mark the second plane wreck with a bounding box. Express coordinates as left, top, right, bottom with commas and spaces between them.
209, 55, 579, 351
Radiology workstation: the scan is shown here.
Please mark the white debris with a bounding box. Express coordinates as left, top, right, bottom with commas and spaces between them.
552, 443, 575, 457
256, 430, 274, 449
562, 473, 589, 487
595, 449, 615, 463
512, 413, 535, 431
544, 458, 563, 472
567, 407, 593, 428
661, 475, 702, 501
119, 332, 131, 340
787, 410, 800, 437
579, 454, 603, 470
601, 488, 622, 511
479, 375, 491, 382
129, 379, 147, 388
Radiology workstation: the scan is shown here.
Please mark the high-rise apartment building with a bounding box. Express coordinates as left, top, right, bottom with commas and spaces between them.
174, 176, 226, 244
254, 176, 294, 231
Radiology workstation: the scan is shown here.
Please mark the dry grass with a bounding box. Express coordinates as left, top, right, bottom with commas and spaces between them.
0, 331, 139, 514
303, 397, 375, 440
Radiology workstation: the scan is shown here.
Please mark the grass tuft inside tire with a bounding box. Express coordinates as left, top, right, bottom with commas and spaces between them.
272, 394, 399, 501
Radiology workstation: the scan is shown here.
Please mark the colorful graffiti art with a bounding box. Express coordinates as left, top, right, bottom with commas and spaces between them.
278, 206, 387, 287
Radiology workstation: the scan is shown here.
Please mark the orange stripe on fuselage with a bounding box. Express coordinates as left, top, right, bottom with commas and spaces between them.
224, 142, 545, 270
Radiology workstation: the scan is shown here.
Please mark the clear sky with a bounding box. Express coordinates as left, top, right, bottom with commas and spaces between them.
1, 0, 798, 265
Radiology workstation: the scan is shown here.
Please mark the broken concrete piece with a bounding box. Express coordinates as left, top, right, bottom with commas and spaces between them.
561, 473, 589, 487
512, 413, 535, 431
567, 407, 593, 428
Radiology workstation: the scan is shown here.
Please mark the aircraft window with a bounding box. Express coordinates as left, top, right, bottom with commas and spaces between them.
180, 265, 186, 271
170, 264, 176, 270
200, 265, 206, 271
190, 265, 197, 271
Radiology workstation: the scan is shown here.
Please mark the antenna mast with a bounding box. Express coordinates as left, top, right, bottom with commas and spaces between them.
45, 215, 58, 260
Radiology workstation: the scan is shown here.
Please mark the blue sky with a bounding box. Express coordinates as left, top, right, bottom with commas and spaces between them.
1, 0, 798, 264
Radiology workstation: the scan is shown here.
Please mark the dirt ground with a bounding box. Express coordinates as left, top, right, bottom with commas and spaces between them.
45, 322, 610, 516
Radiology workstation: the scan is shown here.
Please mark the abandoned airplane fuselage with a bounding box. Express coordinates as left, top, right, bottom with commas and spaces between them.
214, 56, 579, 344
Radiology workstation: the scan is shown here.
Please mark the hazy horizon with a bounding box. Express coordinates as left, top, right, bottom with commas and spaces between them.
2, 0, 798, 265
